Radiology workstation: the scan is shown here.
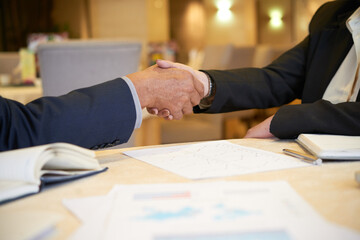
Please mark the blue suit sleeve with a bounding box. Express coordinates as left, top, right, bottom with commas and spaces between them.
0, 78, 137, 151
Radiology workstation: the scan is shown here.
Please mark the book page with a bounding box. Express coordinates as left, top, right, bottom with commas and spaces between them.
44, 153, 99, 170
124, 140, 311, 179
0, 143, 98, 183
0, 181, 39, 203
0, 143, 101, 204
0, 145, 49, 183
43, 143, 97, 170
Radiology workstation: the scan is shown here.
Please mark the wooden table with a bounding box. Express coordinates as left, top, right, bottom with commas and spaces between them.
0, 139, 359, 239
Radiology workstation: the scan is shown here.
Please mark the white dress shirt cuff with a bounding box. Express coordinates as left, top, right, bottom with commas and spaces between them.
122, 76, 142, 129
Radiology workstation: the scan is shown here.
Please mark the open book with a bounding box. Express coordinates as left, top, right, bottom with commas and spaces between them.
297, 134, 360, 160
0, 143, 106, 204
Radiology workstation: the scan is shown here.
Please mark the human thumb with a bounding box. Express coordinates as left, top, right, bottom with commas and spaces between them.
156, 59, 174, 69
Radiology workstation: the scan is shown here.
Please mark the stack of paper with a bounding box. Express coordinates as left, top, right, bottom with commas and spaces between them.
63, 181, 360, 240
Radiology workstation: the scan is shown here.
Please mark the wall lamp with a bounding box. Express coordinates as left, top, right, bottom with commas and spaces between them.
216, 0, 232, 22
269, 8, 283, 29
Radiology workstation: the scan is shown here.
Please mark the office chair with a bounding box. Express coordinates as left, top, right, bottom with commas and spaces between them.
37, 40, 142, 148
37, 40, 141, 96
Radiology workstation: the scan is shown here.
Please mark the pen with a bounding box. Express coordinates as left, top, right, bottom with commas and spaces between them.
283, 148, 322, 165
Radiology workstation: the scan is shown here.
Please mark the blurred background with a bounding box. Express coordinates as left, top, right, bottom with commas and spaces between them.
0, 0, 328, 147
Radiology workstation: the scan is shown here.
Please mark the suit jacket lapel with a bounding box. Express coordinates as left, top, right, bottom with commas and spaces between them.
304, 11, 354, 102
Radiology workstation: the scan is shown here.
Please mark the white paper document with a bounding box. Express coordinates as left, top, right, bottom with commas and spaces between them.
123, 140, 311, 179
65, 181, 360, 240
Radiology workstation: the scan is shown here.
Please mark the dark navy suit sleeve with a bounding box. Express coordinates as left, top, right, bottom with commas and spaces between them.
0, 78, 137, 151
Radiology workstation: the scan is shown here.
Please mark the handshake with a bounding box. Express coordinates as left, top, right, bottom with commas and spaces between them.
127, 59, 210, 120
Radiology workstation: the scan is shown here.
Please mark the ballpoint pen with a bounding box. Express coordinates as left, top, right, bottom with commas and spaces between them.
283, 148, 322, 165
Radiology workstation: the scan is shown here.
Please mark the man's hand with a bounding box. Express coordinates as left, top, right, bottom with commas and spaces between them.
156, 59, 210, 97
147, 59, 210, 119
244, 115, 276, 138
127, 64, 204, 120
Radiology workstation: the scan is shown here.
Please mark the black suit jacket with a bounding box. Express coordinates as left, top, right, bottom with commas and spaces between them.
196, 0, 360, 138
0, 78, 137, 151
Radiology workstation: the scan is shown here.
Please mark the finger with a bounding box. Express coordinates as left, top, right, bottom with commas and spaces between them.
182, 102, 194, 115
156, 59, 174, 69
157, 59, 191, 72
190, 90, 202, 106
189, 82, 203, 106
164, 115, 173, 120
171, 110, 183, 120
158, 109, 171, 117
147, 107, 158, 115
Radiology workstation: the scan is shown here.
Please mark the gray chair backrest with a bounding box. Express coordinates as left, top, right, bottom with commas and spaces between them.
226, 46, 256, 69
201, 44, 234, 70
37, 40, 141, 96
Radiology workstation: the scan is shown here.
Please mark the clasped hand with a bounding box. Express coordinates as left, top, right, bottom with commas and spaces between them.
127, 60, 207, 120
128, 59, 275, 138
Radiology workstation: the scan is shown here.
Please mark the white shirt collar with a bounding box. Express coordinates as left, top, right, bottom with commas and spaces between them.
347, 7, 360, 63
322, 7, 360, 103
347, 7, 360, 33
